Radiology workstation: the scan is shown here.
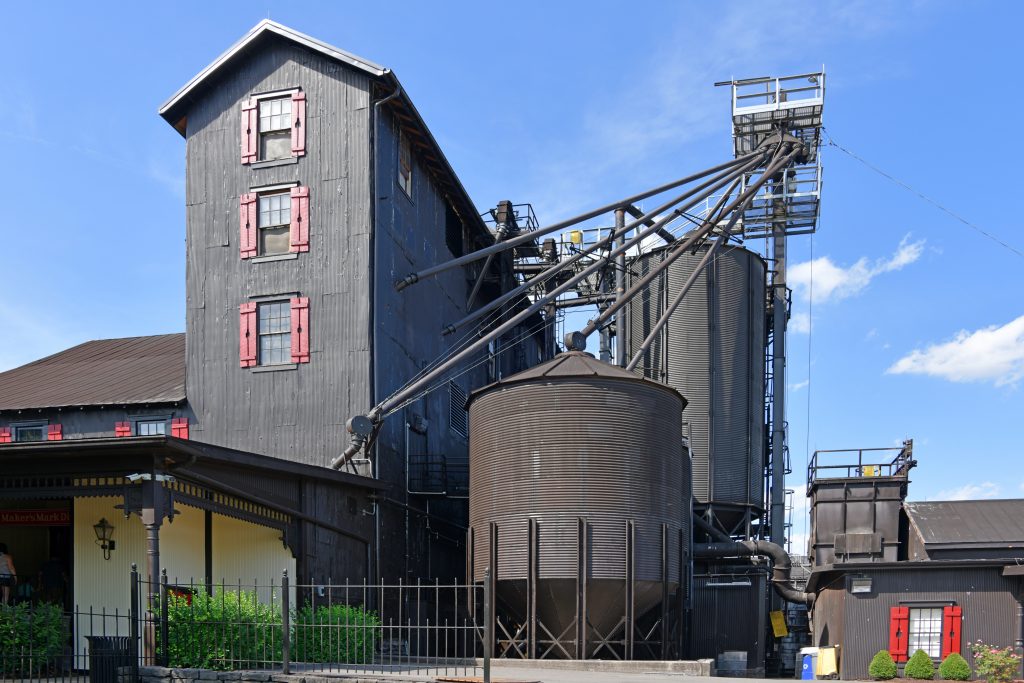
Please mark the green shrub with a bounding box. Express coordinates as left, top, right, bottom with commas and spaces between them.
293, 603, 381, 664
0, 602, 66, 677
906, 649, 936, 680
971, 641, 1022, 683
166, 589, 282, 670
939, 652, 971, 681
870, 649, 899, 680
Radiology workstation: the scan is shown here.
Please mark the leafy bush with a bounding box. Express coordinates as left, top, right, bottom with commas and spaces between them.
870, 649, 899, 680
166, 589, 282, 670
939, 652, 971, 681
293, 603, 381, 664
971, 641, 1022, 683
906, 649, 936, 680
0, 602, 66, 677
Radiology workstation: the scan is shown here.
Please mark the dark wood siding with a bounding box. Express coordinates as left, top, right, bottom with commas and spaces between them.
371, 108, 491, 581
813, 567, 1023, 679
183, 38, 372, 468
0, 406, 191, 440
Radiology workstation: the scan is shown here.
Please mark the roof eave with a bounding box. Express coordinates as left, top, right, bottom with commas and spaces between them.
158, 19, 388, 135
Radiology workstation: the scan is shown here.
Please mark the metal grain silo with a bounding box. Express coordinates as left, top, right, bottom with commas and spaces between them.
626, 243, 766, 533
468, 351, 688, 659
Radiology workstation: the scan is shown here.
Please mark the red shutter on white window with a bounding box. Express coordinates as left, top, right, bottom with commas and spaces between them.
240, 193, 257, 259
47, 424, 62, 441
241, 99, 257, 164
290, 297, 310, 363
0, 428, 10, 443
240, 302, 257, 367
171, 418, 189, 440
289, 186, 309, 253
889, 606, 909, 662
941, 605, 962, 657
115, 421, 131, 437
291, 91, 306, 157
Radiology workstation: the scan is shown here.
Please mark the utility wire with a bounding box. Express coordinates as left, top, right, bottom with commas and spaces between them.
824, 129, 1024, 261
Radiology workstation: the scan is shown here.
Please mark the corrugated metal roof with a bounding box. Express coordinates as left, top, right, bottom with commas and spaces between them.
905, 500, 1024, 548
0, 334, 185, 411
469, 351, 687, 406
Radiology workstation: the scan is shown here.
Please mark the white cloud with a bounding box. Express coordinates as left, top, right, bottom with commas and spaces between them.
790, 312, 811, 334
932, 482, 1001, 501
887, 314, 1024, 386
789, 379, 809, 391
789, 235, 925, 305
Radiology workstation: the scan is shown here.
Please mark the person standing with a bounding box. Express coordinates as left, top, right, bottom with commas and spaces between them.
0, 543, 15, 605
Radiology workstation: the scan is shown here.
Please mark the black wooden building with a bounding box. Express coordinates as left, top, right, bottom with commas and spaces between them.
807, 447, 1024, 679
0, 20, 549, 611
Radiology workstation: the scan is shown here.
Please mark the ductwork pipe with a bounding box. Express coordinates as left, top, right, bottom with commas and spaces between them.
694, 539, 815, 607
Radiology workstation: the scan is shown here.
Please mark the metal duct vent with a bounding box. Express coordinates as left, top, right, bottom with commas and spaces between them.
448, 381, 468, 439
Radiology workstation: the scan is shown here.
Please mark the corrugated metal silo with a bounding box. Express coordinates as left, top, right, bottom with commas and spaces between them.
626, 243, 766, 531
468, 351, 688, 658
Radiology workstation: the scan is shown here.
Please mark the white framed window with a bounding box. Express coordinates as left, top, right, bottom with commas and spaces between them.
258, 97, 293, 160
258, 192, 291, 256
257, 301, 292, 366
398, 129, 413, 196
13, 422, 47, 442
908, 607, 943, 658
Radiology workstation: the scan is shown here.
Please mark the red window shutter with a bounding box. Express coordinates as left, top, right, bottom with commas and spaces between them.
942, 605, 962, 657
115, 421, 131, 438
889, 606, 909, 662
241, 99, 257, 164
240, 302, 257, 367
289, 186, 309, 253
171, 418, 189, 440
290, 297, 310, 364
0, 428, 10, 443
47, 424, 62, 441
239, 193, 257, 259
291, 91, 306, 157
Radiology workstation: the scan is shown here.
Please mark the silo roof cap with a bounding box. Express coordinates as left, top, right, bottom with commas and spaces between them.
468, 351, 686, 407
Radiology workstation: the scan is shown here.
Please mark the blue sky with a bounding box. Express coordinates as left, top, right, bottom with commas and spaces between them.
2, 2, 1022, 546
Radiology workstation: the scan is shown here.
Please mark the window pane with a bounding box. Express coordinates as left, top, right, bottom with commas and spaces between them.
909, 607, 943, 658
260, 130, 291, 160
15, 426, 45, 442
257, 301, 292, 365
260, 226, 290, 256
259, 98, 292, 132
137, 421, 166, 436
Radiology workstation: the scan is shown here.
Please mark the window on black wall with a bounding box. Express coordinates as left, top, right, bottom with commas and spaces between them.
445, 204, 463, 257
258, 301, 292, 365
908, 607, 943, 658
259, 97, 292, 160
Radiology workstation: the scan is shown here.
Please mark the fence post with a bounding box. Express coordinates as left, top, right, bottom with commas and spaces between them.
281, 569, 291, 674
160, 569, 169, 667
483, 567, 492, 683
130, 564, 140, 673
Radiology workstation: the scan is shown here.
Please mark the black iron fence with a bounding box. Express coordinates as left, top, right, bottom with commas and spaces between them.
1, 567, 492, 683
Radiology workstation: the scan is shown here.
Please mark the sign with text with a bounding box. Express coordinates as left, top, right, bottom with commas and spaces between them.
0, 509, 71, 526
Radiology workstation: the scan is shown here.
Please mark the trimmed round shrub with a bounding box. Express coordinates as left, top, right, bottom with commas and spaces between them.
905, 649, 936, 680
870, 649, 899, 680
939, 652, 971, 681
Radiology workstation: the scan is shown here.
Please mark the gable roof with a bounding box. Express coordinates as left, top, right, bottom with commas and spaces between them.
158, 20, 488, 239
905, 500, 1024, 550
0, 334, 185, 411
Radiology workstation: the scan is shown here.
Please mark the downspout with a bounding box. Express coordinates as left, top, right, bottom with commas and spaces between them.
370, 80, 403, 581
693, 515, 814, 607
